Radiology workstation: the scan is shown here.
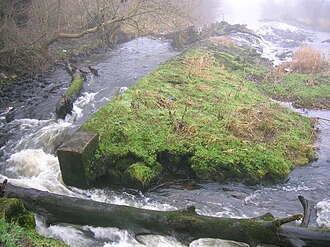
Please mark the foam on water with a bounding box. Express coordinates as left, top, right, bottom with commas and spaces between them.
280, 185, 316, 192
6, 149, 57, 178
135, 235, 185, 247
196, 205, 247, 219
316, 199, 330, 228
36, 217, 96, 247
36, 216, 185, 247
68, 92, 96, 122
71, 187, 176, 211
0, 91, 99, 195
4, 149, 75, 195
12, 120, 72, 154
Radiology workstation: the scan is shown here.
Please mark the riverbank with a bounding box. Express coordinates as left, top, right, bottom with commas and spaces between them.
77, 39, 317, 190
0, 198, 68, 246
258, 45, 330, 110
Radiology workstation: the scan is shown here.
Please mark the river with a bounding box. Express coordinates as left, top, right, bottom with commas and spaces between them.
1, 1, 330, 247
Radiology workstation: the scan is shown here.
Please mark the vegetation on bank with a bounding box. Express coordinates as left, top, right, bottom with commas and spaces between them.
260, 47, 330, 109
0, 198, 68, 247
81, 40, 317, 189
0, 0, 198, 77
0, 220, 68, 247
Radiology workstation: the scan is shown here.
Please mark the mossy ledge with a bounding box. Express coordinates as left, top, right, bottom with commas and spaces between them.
260, 73, 330, 109
77, 41, 317, 190
0, 198, 68, 246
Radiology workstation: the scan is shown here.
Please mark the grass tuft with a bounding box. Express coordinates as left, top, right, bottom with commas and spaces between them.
208, 36, 236, 48
276, 47, 328, 74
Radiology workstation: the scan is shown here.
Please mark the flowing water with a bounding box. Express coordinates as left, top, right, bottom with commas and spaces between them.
1, 2, 330, 246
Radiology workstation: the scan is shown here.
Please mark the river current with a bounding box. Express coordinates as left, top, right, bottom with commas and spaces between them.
1, 3, 330, 247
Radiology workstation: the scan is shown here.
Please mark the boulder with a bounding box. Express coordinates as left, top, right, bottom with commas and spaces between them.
57, 131, 99, 188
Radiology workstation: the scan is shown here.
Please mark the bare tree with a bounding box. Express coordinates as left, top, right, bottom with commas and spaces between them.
41, 0, 199, 49
0, 0, 199, 74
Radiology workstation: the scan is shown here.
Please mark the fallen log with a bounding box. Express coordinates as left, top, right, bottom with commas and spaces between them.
279, 226, 330, 247
55, 71, 86, 119
3, 183, 330, 247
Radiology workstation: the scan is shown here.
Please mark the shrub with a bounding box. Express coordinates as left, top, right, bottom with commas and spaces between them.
208, 36, 235, 48
289, 47, 328, 74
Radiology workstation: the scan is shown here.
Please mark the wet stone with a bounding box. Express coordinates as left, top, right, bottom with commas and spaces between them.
57, 131, 99, 188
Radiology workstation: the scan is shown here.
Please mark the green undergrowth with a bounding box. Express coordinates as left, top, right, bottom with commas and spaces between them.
0, 220, 68, 247
0, 198, 68, 247
260, 73, 330, 109
82, 43, 316, 188
0, 198, 35, 229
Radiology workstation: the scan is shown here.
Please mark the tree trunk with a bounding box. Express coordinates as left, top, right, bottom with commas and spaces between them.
4, 183, 330, 247
55, 72, 85, 119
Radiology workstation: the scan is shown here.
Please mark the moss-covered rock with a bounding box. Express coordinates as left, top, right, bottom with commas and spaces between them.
80, 41, 317, 189
0, 198, 35, 229
56, 73, 86, 119
0, 198, 68, 246
124, 162, 159, 190
65, 73, 85, 100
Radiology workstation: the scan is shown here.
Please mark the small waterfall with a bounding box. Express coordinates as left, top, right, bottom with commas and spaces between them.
0, 91, 97, 195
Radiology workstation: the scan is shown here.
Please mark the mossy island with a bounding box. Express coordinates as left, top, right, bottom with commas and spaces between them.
58, 38, 330, 191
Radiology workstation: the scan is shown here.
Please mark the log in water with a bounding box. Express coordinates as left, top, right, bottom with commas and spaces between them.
4, 183, 330, 247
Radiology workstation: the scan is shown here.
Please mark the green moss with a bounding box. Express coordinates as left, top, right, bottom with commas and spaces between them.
0, 198, 35, 229
82, 43, 316, 187
260, 73, 330, 109
126, 162, 159, 188
0, 199, 68, 246
0, 220, 68, 247
65, 74, 85, 99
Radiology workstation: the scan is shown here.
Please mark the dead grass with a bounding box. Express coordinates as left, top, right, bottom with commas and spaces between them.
276, 47, 328, 74
208, 36, 236, 48
225, 105, 278, 143
183, 52, 216, 79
